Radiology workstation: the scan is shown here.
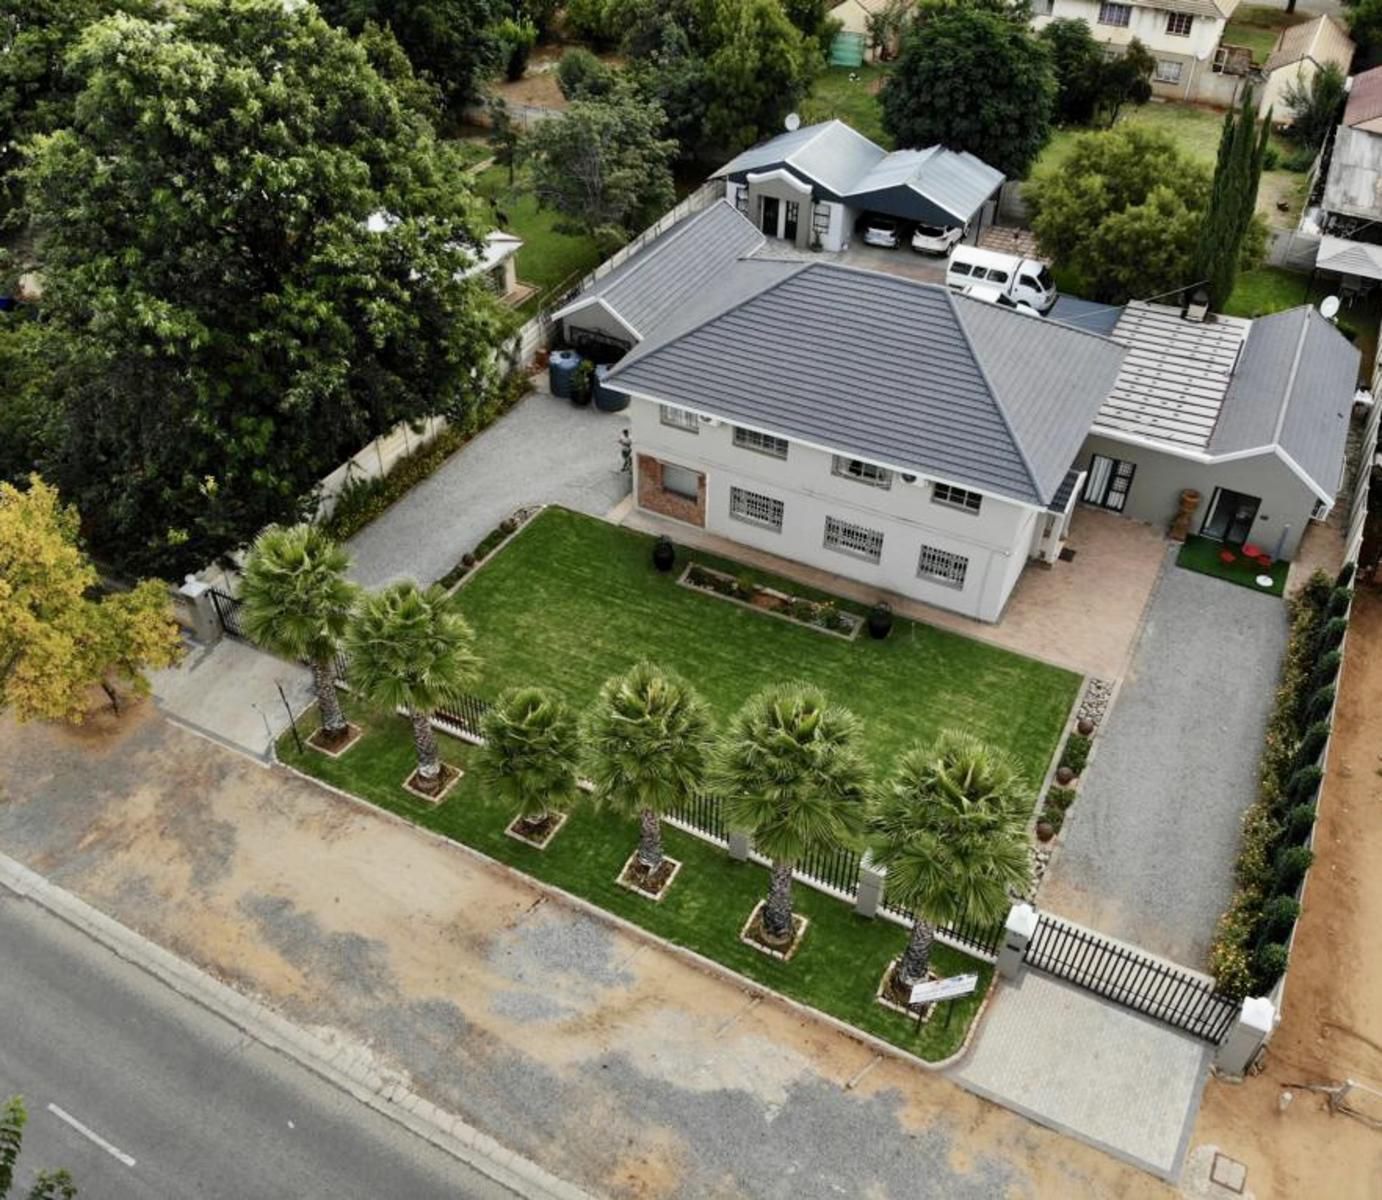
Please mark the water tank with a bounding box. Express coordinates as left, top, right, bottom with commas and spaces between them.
593, 364, 630, 412
548, 349, 582, 399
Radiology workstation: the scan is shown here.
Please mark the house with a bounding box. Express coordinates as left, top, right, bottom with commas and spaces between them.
1030, 0, 1240, 99
711, 120, 1004, 252
1311, 76, 1382, 298
1074, 301, 1359, 558
1258, 15, 1354, 119
606, 261, 1125, 623
826, 0, 911, 63
366, 211, 530, 305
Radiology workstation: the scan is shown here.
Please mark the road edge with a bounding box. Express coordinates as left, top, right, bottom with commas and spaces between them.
0, 852, 595, 1200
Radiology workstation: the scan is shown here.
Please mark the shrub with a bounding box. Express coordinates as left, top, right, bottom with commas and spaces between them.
1273, 844, 1314, 893
687, 564, 713, 588
1045, 786, 1077, 812
1315, 615, 1348, 655
1039, 805, 1064, 834
1234, 800, 1281, 888
1254, 942, 1290, 990
1327, 587, 1353, 618
1209, 889, 1262, 1001
1304, 684, 1335, 726
1294, 720, 1330, 768
1299, 569, 1333, 614
1286, 762, 1323, 804
1261, 143, 1280, 170
1284, 802, 1316, 845
1059, 734, 1091, 777
788, 597, 816, 623
734, 573, 757, 600
817, 600, 841, 629
1336, 561, 1356, 589
1259, 894, 1301, 942
1310, 648, 1342, 692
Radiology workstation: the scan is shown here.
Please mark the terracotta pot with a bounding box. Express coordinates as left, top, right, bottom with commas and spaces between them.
1076, 717, 1095, 737
1056, 765, 1075, 786
1035, 821, 1055, 843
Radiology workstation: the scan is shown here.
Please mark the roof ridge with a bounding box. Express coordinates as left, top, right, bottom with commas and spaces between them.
611, 200, 761, 283
1269, 308, 1316, 447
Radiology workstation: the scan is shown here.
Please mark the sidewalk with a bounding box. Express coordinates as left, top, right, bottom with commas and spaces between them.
0, 706, 1173, 1200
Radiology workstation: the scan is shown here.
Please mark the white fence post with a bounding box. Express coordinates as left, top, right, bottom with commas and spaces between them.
998, 903, 1038, 981
177, 577, 221, 646
1215, 996, 1275, 1079
855, 855, 886, 919
726, 829, 751, 862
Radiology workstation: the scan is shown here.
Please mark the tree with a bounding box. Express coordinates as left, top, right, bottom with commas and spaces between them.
524, 93, 677, 248
344, 581, 480, 792
1038, 17, 1106, 126
881, 6, 1056, 178
478, 686, 580, 834
556, 48, 620, 101
487, 99, 521, 188
21, 1, 510, 579
866, 731, 1032, 991
581, 662, 715, 878
1194, 86, 1272, 310
1, 1096, 76, 1200
495, 17, 537, 81
0, 314, 54, 486
711, 683, 869, 948
1099, 39, 1155, 127
239, 524, 359, 747
0, 476, 181, 724
1348, 0, 1382, 52
1283, 62, 1347, 155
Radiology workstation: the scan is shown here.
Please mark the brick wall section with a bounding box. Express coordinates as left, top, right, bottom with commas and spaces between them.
637, 454, 706, 527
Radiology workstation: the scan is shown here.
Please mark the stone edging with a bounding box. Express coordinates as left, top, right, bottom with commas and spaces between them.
676, 563, 864, 640
0, 851, 594, 1200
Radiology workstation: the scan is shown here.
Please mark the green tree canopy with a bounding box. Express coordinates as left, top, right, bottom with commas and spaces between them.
1194, 87, 1271, 309
1283, 62, 1346, 155
881, 6, 1056, 178
2, 1096, 75, 1200
20, 0, 510, 578
479, 686, 581, 829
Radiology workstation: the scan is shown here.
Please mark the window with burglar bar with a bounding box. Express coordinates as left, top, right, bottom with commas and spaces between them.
823, 516, 884, 563
917, 544, 968, 587
832, 456, 893, 488
729, 486, 784, 531
733, 426, 789, 459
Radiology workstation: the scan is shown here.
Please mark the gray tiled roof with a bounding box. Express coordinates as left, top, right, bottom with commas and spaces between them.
552, 201, 764, 340
608, 263, 1125, 507
1210, 307, 1358, 499
844, 147, 1004, 224
713, 120, 886, 198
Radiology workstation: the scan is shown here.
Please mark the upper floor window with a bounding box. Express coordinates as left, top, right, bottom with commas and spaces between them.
932, 482, 983, 514
1165, 11, 1193, 35
733, 426, 789, 459
823, 516, 884, 564
660, 405, 700, 433
1098, 2, 1131, 26
832, 456, 893, 489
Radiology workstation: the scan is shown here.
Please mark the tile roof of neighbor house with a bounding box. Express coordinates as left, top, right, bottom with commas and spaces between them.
551, 201, 765, 340
715, 120, 888, 198
1345, 63, 1382, 129
608, 262, 1126, 507
844, 146, 1004, 225
1264, 13, 1354, 74
1322, 124, 1382, 218
1144, 0, 1239, 20
1315, 233, 1382, 280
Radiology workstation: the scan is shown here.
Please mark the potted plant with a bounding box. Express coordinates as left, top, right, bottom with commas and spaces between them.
570, 360, 595, 407
867, 602, 893, 640
652, 536, 675, 573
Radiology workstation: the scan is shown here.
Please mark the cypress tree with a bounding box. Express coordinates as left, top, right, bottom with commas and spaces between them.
1194, 87, 1272, 310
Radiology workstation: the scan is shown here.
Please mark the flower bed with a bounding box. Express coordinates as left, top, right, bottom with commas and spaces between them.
678, 563, 863, 639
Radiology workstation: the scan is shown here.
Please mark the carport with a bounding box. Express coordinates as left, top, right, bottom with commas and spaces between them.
843, 146, 1004, 240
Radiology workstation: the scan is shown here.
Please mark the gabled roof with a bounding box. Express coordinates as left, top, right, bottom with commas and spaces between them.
1264, 14, 1354, 74
1130, 0, 1238, 20
608, 263, 1125, 507
714, 120, 887, 199
1345, 63, 1382, 130
843, 146, 1004, 226
1315, 233, 1382, 279
551, 201, 764, 341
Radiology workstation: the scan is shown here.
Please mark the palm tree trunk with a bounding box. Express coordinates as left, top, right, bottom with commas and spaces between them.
896, 918, 935, 989
313, 658, 347, 738
409, 709, 441, 791
636, 808, 663, 869
762, 860, 795, 945
100, 678, 120, 715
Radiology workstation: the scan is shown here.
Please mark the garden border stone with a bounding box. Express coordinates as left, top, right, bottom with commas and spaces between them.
504, 810, 568, 850
676, 563, 863, 640
615, 851, 683, 901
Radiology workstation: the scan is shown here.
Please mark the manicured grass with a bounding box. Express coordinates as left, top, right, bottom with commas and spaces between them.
1176, 534, 1288, 597
280, 700, 992, 1061
451, 508, 1080, 783
801, 64, 894, 148
1223, 5, 1311, 65
1221, 266, 1313, 318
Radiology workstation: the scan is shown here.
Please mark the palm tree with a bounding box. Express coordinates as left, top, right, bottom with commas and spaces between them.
712, 683, 870, 948
868, 730, 1033, 992
582, 662, 714, 879
479, 686, 580, 835
239, 523, 358, 745
345, 581, 481, 792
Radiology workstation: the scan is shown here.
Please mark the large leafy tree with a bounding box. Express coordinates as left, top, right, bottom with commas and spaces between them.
1194, 86, 1272, 310
1, 1096, 75, 1200
1041, 21, 1154, 128
1283, 62, 1347, 156
239, 524, 359, 746
345, 581, 480, 793
867, 731, 1032, 992
711, 683, 869, 948
582, 662, 715, 878
20, 0, 510, 579
0, 476, 182, 724
479, 686, 581, 834
881, 6, 1056, 178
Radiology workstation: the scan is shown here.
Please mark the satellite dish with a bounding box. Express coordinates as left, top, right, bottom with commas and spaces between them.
1321, 295, 1341, 320
784, 112, 801, 132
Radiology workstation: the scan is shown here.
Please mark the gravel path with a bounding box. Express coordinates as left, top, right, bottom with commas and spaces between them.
346, 385, 631, 589
1040, 560, 1289, 968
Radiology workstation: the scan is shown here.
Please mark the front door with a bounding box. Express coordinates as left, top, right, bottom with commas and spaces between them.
783, 200, 799, 242
760, 195, 780, 238
1201, 488, 1261, 544
1082, 454, 1137, 512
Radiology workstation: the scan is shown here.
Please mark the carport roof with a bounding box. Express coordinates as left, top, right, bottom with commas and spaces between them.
843, 146, 1004, 225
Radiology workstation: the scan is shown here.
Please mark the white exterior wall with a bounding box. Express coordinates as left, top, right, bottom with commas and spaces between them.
723, 180, 851, 251
1032, 0, 1223, 58
630, 398, 1040, 622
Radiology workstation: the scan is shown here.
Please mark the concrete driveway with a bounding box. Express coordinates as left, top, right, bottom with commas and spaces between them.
1039, 561, 1289, 968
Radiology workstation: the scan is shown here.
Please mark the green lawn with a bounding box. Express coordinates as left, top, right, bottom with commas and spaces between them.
801, 63, 893, 148
1223, 5, 1312, 65
451, 507, 1080, 783
1176, 534, 1288, 597
279, 699, 991, 1061
1220, 266, 1313, 318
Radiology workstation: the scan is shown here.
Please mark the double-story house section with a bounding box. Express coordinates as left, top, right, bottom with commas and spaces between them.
607, 263, 1126, 623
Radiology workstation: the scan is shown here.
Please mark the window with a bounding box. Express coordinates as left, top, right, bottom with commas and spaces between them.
662, 463, 700, 501
729, 486, 784, 531
1097, 2, 1131, 25
660, 405, 700, 433
1165, 11, 1192, 35
832, 456, 893, 489
932, 482, 983, 514
981, 267, 1010, 285
823, 516, 884, 563
950, 261, 972, 277
733, 184, 749, 215
733, 426, 789, 459
1154, 58, 1183, 82
917, 544, 969, 588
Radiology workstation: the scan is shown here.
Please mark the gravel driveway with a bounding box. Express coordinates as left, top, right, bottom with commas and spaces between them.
1040, 560, 1289, 968
346, 384, 631, 589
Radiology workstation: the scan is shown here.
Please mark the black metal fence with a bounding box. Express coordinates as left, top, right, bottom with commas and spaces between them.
797, 843, 861, 898
1024, 914, 1238, 1043
669, 793, 727, 844
433, 694, 493, 738
210, 589, 245, 639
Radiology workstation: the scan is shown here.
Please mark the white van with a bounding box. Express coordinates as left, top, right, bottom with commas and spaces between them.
946, 246, 1057, 314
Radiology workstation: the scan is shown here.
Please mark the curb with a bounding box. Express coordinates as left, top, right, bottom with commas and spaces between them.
0, 852, 595, 1200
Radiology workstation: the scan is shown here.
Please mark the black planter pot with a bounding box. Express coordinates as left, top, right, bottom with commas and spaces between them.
867, 602, 893, 640
652, 537, 676, 573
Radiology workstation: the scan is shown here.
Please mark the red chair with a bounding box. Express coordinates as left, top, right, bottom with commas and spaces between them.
1219, 549, 1237, 565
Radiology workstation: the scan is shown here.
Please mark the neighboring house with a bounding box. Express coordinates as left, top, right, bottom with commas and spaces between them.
1312, 75, 1382, 297
1075, 302, 1358, 559
827, 0, 911, 63
367, 211, 529, 305
1258, 15, 1354, 120
711, 120, 1004, 252
1344, 62, 1382, 134
1030, 0, 1240, 100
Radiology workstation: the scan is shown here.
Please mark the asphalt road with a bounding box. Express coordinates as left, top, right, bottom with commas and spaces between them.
0, 890, 516, 1200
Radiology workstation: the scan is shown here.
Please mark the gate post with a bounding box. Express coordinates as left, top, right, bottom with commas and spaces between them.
998, 903, 1038, 981
855, 855, 885, 919
178, 577, 222, 646
1214, 996, 1275, 1079
726, 829, 751, 862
